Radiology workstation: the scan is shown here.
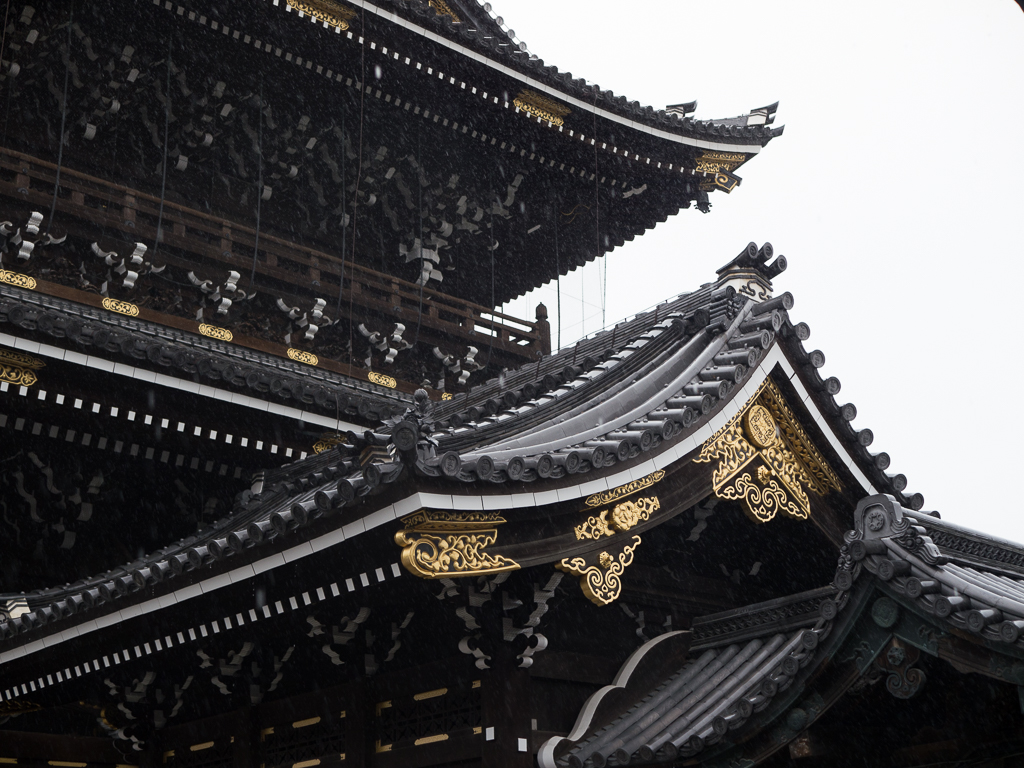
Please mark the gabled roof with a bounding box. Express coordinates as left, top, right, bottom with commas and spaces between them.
0, 244, 923, 652
539, 492, 1024, 768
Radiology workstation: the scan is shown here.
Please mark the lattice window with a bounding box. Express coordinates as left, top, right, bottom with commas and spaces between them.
375, 683, 481, 751
164, 738, 233, 768
263, 713, 348, 767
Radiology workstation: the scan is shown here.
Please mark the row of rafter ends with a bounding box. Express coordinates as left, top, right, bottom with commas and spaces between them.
431, 285, 716, 423
417, 296, 762, 482
852, 523, 1024, 646
382, 0, 781, 144
776, 315, 924, 512
0, 294, 409, 420
0, 296, 776, 640
561, 626, 828, 768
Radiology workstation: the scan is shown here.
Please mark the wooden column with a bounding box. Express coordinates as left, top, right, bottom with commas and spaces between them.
480, 649, 534, 768
233, 705, 261, 768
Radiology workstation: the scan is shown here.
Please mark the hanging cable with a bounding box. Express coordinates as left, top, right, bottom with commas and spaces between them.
484, 191, 496, 368
248, 75, 265, 284
593, 87, 605, 328
45, 0, 74, 236
0, 0, 13, 145
334, 104, 346, 322
152, 36, 174, 255
346, 7, 366, 366
412, 127, 425, 349
554, 220, 561, 351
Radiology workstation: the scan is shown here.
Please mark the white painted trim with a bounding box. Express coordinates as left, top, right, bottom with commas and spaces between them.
0, 342, 876, 669
538, 631, 688, 768
0, 331, 362, 433
274, 0, 763, 155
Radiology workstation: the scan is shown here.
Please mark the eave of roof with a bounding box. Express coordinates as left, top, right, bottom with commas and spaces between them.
0, 248, 966, 670
287, 0, 782, 152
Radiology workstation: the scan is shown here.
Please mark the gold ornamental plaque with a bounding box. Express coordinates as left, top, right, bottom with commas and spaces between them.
101, 297, 139, 317
368, 371, 397, 389
744, 404, 777, 448
199, 323, 233, 342
287, 348, 318, 366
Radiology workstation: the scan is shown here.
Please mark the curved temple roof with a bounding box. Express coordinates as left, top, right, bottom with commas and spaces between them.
9, 244, 1024, 767
0, 242, 921, 656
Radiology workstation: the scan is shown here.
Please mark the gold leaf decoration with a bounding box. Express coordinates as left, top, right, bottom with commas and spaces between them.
198, 323, 233, 342
694, 151, 747, 174
584, 470, 665, 508
428, 0, 460, 22
513, 89, 571, 126
101, 297, 139, 317
368, 371, 397, 388
575, 496, 660, 540
695, 378, 840, 523
0, 348, 44, 388
717, 470, 804, 523
557, 535, 641, 606
395, 510, 519, 579
0, 270, 36, 289
0, 364, 37, 387
0, 349, 44, 369
286, 0, 355, 29
287, 348, 318, 366
312, 433, 346, 454
441, 392, 453, 401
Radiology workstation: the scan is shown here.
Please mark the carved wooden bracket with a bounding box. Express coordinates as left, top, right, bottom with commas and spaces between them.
556, 535, 642, 607
395, 510, 520, 579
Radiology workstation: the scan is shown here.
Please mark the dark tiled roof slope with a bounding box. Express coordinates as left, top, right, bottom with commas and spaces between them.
374, 0, 782, 147
0, 245, 930, 645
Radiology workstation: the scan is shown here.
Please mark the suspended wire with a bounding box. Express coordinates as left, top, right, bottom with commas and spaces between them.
0, 0, 13, 144
412, 126, 425, 349
152, 35, 173, 254
248, 75, 265, 284
334, 104, 346, 321
346, 8, 367, 368
483, 191, 496, 368
45, 0, 74, 236
593, 87, 605, 328
554, 221, 561, 351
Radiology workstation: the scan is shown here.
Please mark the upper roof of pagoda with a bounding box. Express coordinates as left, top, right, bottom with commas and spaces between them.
1, 0, 781, 307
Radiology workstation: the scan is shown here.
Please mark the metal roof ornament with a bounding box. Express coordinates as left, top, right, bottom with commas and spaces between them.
695, 378, 841, 524
556, 535, 642, 606
285, 0, 356, 29
513, 90, 571, 127
395, 510, 520, 579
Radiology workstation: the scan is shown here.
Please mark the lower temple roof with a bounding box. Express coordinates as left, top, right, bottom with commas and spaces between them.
2, 245, 1024, 765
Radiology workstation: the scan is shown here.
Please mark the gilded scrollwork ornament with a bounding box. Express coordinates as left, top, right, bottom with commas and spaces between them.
0, 348, 43, 387
513, 90, 571, 126
285, 0, 356, 29
0, 269, 36, 289
575, 496, 660, 540
557, 535, 641, 606
584, 471, 664, 508
395, 510, 519, 579
695, 378, 840, 523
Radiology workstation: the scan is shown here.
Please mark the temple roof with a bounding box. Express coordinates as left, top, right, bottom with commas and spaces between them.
1, 0, 781, 309
0, 243, 928, 650
6, 247, 1024, 765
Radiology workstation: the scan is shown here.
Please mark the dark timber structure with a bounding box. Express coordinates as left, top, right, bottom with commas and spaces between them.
3, 2, 1022, 768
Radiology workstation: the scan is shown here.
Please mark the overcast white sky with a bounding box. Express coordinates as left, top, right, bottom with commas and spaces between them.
497, 1, 1024, 540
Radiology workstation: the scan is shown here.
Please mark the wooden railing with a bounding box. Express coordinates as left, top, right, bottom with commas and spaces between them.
0, 148, 547, 357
